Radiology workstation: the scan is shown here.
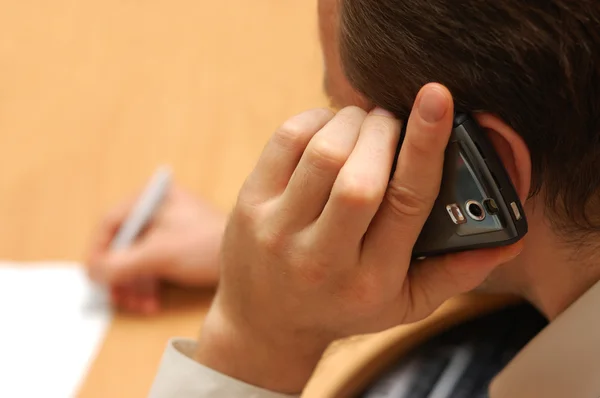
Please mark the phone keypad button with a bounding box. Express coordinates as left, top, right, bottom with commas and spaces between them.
446, 204, 467, 225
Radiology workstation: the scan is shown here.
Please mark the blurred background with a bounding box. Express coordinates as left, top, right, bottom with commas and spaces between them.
0, 1, 326, 396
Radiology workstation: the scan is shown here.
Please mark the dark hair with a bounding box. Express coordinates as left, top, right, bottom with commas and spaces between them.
340, 0, 600, 238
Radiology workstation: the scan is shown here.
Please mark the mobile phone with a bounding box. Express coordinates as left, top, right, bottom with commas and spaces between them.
391, 113, 528, 258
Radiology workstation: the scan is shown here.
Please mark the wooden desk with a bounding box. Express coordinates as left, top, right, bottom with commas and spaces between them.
0, 1, 326, 396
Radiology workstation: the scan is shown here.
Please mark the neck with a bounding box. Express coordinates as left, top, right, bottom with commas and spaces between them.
513, 206, 600, 320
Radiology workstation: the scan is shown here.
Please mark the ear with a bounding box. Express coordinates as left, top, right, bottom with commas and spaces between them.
474, 113, 532, 203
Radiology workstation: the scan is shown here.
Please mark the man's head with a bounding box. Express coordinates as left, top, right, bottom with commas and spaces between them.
318, 0, 600, 316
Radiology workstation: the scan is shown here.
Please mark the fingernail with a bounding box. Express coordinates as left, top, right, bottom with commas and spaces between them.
418, 86, 449, 123
370, 107, 395, 118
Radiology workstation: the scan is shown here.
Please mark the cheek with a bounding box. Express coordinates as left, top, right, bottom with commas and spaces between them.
317, 0, 341, 89
318, 0, 371, 110
317, 0, 336, 57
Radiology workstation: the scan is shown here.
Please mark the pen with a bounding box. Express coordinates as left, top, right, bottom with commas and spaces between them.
111, 165, 172, 306
111, 165, 172, 250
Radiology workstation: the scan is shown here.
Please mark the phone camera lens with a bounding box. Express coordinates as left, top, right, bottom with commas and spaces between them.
466, 200, 486, 221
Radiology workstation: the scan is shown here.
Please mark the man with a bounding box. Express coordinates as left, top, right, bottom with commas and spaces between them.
88, 0, 600, 396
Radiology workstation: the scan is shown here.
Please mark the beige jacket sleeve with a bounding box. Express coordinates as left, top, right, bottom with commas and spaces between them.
148, 339, 299, 398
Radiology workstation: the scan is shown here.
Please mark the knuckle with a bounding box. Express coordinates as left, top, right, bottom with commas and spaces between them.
275, 108, 333, 150
255, 227, 288, 253
334, 106, 367, 130
385, 182, 432, 218
364, 117, 395, 137
274, 123, 309, 150
233, 194, 263, 229
335, 172, 384, 206
251, 204, 290, 253
308, 138, 348, 171
338, 105, 368, 118
234, 196, 291, 254
236, 191, 254, 217
404, 135, 432, 159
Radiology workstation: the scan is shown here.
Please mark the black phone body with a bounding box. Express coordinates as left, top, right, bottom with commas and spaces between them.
393, 113, 528, 258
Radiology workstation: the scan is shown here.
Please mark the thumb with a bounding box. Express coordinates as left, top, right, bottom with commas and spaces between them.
92, 242, 170, 285
402, 242, 524, 322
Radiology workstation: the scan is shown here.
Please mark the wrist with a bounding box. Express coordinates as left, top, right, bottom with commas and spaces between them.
194, 300, 329, 394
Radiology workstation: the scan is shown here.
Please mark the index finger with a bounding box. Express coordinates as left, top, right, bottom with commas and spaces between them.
241, 108, 334, 204
363, 83, 453, 267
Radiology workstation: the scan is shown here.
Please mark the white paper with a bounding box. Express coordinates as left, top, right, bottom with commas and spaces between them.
0, 262, 112, 398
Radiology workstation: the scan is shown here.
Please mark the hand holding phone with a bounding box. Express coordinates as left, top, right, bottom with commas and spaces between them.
196, 85, 525, 393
